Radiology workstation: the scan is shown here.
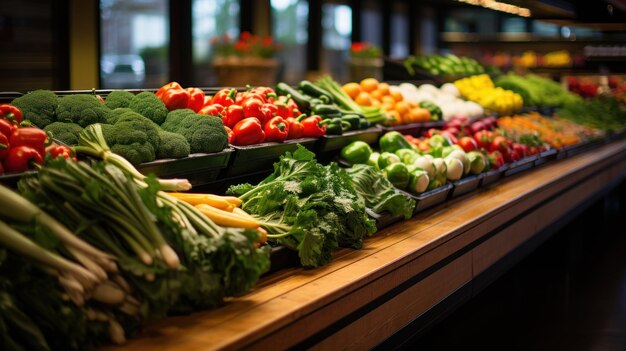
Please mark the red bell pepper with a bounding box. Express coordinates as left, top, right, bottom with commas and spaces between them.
198, 103, 224, 117
299, 115, 326, 138
10, 127, 47, 158
46, 145, 75, 160
202, 95, 213, 107
287, 98, 301, 116
285, 117, 304, 139
242, 98, 264, 119
224, 126, 234, 144
0, 104, 23, 124
0, 119, 15, 138
160, 87, 190, 111
232, 118, 265, 146
3, 146, 43, 173
186, 87, 205, 112
0, 133, 9, 159
221, 105, 245, 128
0, 162, 3, 175
260, 103, 278, 124
264, 117, 289, 143
274, 100, 292, 119
211, 88, 237, 107
156, 82, 183, 98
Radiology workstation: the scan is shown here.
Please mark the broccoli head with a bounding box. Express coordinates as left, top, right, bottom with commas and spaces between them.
44, 122, 84, 146
97, 121, 156, 165
157, 130, 191, 159
105, 90, 135, 109
56, 94, 111, 128
160, 108, 196, 130
174, 115, 228, 154
113, 111, 161, 151
11, 89, 59, 128
128, 92, 168, 125
107, 108, 135, 124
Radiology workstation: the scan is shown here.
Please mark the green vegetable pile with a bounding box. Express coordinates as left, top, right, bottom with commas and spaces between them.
404, 54, 485, 78
227, 146, 377, 268
0, 125, 270, 349
556, 97, 626, 132
495, 73, 581, 107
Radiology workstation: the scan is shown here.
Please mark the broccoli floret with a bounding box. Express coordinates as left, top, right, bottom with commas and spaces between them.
157, 130, 191, 159
128, 92, 168, 125
114, 111, 161, 151
11, 89, 59, 128
107, 108, 135, 124
56, 94, 111, 128
172, 115, 228, 154
44, 122, 84, 146
160, 108, 196, 130
105, 90, 135, 109
110, 129, 156, 165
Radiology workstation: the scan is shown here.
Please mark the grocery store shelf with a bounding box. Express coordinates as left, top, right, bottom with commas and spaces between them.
105, 139, 626, 351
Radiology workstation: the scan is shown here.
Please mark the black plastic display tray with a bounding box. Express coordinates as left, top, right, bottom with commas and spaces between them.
366, 208, 405, 230
448, 174, 483, 199
225, 138, 317, 177
402, 183, 454, 214
503, 155, 537, 177
136, 148, 234, 187
566, 138, 604, 158
0, 92, 22, 103
378, 120, 445, 137
534, 148, 557, 167
315, 127, 382, 153
480, 165, 508, 187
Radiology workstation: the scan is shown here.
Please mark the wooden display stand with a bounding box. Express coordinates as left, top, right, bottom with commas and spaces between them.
104, 139, 626, 351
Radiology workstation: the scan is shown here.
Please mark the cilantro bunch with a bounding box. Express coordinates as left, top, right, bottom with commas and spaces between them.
227, 146, 377, 268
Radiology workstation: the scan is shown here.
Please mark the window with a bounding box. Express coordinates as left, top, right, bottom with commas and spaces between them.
100, 0, 169, 89
271, 0, 308, 84
322, 3, 352, 81
361, 1, 382, 48
532, 20, 559, 37
192, 0, 240, 86
390, 2, 409, 58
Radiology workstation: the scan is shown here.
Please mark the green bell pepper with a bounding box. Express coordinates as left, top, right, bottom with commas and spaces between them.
340, 141, 373, 164
382, 163, 410, 189
378, 152, 401, 170
395, 148, 419, 165
379, 131, 414, 153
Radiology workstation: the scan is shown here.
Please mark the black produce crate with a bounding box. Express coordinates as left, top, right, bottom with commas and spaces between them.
534, 148, 557, 167
315, 126, 383, 153
379, 120, 445, 137
0, 170, 38, 189
224, 138, 317, 177
136, 148, 234, 187
402, 183, 454, 214
448, 174, 482, 199
480, 165, 508, 187
556, 147, 568, 160
191, 169, 273, 195
0, 92, 22, 103
382, 58, 444, 84
367, 208, 407, 231
566, 138, 604, 158
503, 155, 537, 177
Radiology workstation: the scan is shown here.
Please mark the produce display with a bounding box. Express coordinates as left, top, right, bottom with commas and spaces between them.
454, 74, 524, 116
341, 78, 435, 125
395, 82, 485, 121
1, 69, 624, 350
403, 54, 486, 78
495, 73, 581, 108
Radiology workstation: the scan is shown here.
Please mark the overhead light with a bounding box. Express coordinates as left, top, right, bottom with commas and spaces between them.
457, 0, 532, 17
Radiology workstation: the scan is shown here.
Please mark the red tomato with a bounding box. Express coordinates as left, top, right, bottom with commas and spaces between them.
490, 135, 510, 154
488, 150, 505, 169
473, 130, 494, 150
457, 136, 477, 152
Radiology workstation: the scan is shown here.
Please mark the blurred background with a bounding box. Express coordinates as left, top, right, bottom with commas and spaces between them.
0, 0, 625, 91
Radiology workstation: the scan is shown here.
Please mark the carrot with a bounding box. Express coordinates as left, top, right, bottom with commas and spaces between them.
168, 193, 234, 211
195, 204, 259, 228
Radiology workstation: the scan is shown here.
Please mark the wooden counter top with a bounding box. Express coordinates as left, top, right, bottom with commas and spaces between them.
107, 139, 626, 351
